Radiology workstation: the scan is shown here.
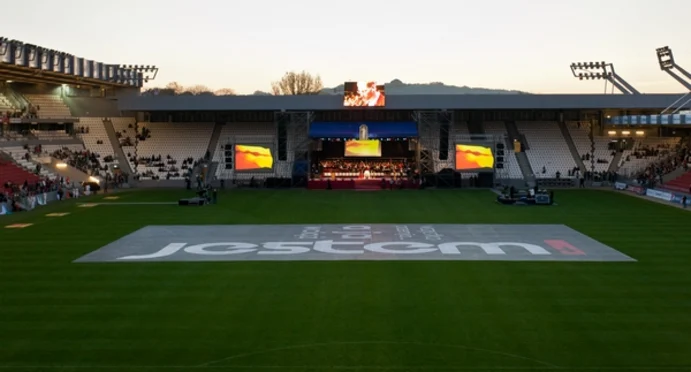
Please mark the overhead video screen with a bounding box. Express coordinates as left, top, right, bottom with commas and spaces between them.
343, 81, 386, 107
235, 144, 274, 171
455, 144, 494, 171
344, 140, 382, 157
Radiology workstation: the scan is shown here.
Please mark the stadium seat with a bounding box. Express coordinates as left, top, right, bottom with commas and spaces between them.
618, 137, 681, 177
0, 93, 15, 113
516, 121, 577, 178
0, 146, 57, 179
663, 170, 691, 192
567, 122, 613, 172
76, 118, 118, 168
112, 119, 214, 180
22, 94, 72, 118
0, 160, 41, 187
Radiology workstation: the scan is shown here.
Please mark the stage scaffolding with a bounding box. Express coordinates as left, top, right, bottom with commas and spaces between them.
274, 111, 314, 182
413, 110, 508, 185
413, 110, 453, 174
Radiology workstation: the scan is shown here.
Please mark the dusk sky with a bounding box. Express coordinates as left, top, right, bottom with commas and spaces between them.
4, 0, 691, 95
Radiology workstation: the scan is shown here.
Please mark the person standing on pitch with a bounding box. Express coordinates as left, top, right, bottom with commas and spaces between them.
682, 195, 687, 209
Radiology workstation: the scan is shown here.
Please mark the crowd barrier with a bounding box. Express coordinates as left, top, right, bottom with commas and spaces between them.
614, 182, 688, 206
0, 187, 90, 215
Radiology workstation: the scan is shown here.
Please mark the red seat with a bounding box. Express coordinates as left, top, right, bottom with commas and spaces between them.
662, 171, 691, 193
0, 161, 41, 186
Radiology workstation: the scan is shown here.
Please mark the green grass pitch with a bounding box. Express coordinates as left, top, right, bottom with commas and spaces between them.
1, 189, 690, 372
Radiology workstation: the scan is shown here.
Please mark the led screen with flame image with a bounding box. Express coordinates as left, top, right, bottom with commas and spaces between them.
344, 140, 382, 157
455, 144, 494, 170
235, 144, 274, 171
343, 81, 386, 107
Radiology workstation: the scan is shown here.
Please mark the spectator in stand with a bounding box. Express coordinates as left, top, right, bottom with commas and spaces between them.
634, 141, 690, 187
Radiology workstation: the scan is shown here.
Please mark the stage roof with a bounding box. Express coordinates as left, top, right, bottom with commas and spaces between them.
117, 93, 689, 112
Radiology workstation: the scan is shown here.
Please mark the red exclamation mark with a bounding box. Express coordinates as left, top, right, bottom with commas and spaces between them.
544, 240, 586, 256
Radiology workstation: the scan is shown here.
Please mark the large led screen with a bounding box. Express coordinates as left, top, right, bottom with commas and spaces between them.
343, 81, 386, 107
235, 144, 274, 171
455, 144, 494, 171
344, 140, 382, 157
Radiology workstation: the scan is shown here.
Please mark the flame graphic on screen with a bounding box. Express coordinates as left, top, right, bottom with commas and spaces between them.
235, 145, 274, 171
344, 140, 382, 157
455, 144, 494, 170
343, 81, 386, 107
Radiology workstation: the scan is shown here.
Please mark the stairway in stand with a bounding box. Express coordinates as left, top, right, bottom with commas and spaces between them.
354, 179, 382, 190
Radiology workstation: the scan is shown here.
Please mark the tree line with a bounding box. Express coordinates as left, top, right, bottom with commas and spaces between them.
143, 71, 323, 96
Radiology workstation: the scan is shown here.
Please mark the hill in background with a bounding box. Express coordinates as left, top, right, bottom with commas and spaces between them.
252, 79, 528, 96
323, 79, 528, 95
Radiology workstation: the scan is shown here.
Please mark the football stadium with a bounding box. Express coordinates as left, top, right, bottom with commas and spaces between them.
2, 36, 691, 372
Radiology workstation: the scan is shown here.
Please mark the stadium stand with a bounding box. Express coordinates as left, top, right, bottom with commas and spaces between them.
664, 171, 691, 192
22, 94, 72, 118
47, 144, 111, 177
0, 131, 27, 142
113, 121, 215, 180
567, 122, 613, 172
0, 93, 15, 112
482, 122, 523, 179
618, 137, 681, 177
0, 160, 40, 186
213, 122, 277, 180
76, 118, 118, 167
1, 146, 56, 179
517, 121, 577, 178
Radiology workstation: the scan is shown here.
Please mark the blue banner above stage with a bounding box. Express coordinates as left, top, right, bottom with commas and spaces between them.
309, 121, 418, 138
609, 114, 690, 125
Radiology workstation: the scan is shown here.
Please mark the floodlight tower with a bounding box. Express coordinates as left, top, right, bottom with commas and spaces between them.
119, 65, 159, 84
656, 47, 691, 91
570, 62, 640, 95
0, 37, 8, 55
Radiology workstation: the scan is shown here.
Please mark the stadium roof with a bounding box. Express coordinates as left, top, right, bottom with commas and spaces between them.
0, 63, 128, 88
0, 37, 153, 88
118, 93, 688, 111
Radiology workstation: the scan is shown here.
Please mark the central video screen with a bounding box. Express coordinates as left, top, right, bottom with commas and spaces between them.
344, 140, 382, 157
455, 144, 494, 171
343, 81, 386, 107
235, 144, 274, 171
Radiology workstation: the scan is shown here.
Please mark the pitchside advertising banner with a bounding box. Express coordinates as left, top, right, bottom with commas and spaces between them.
75, 224, 635, 263
646, 188, 673, 202
615, 182, 646, 195
615, 182, 688, 205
